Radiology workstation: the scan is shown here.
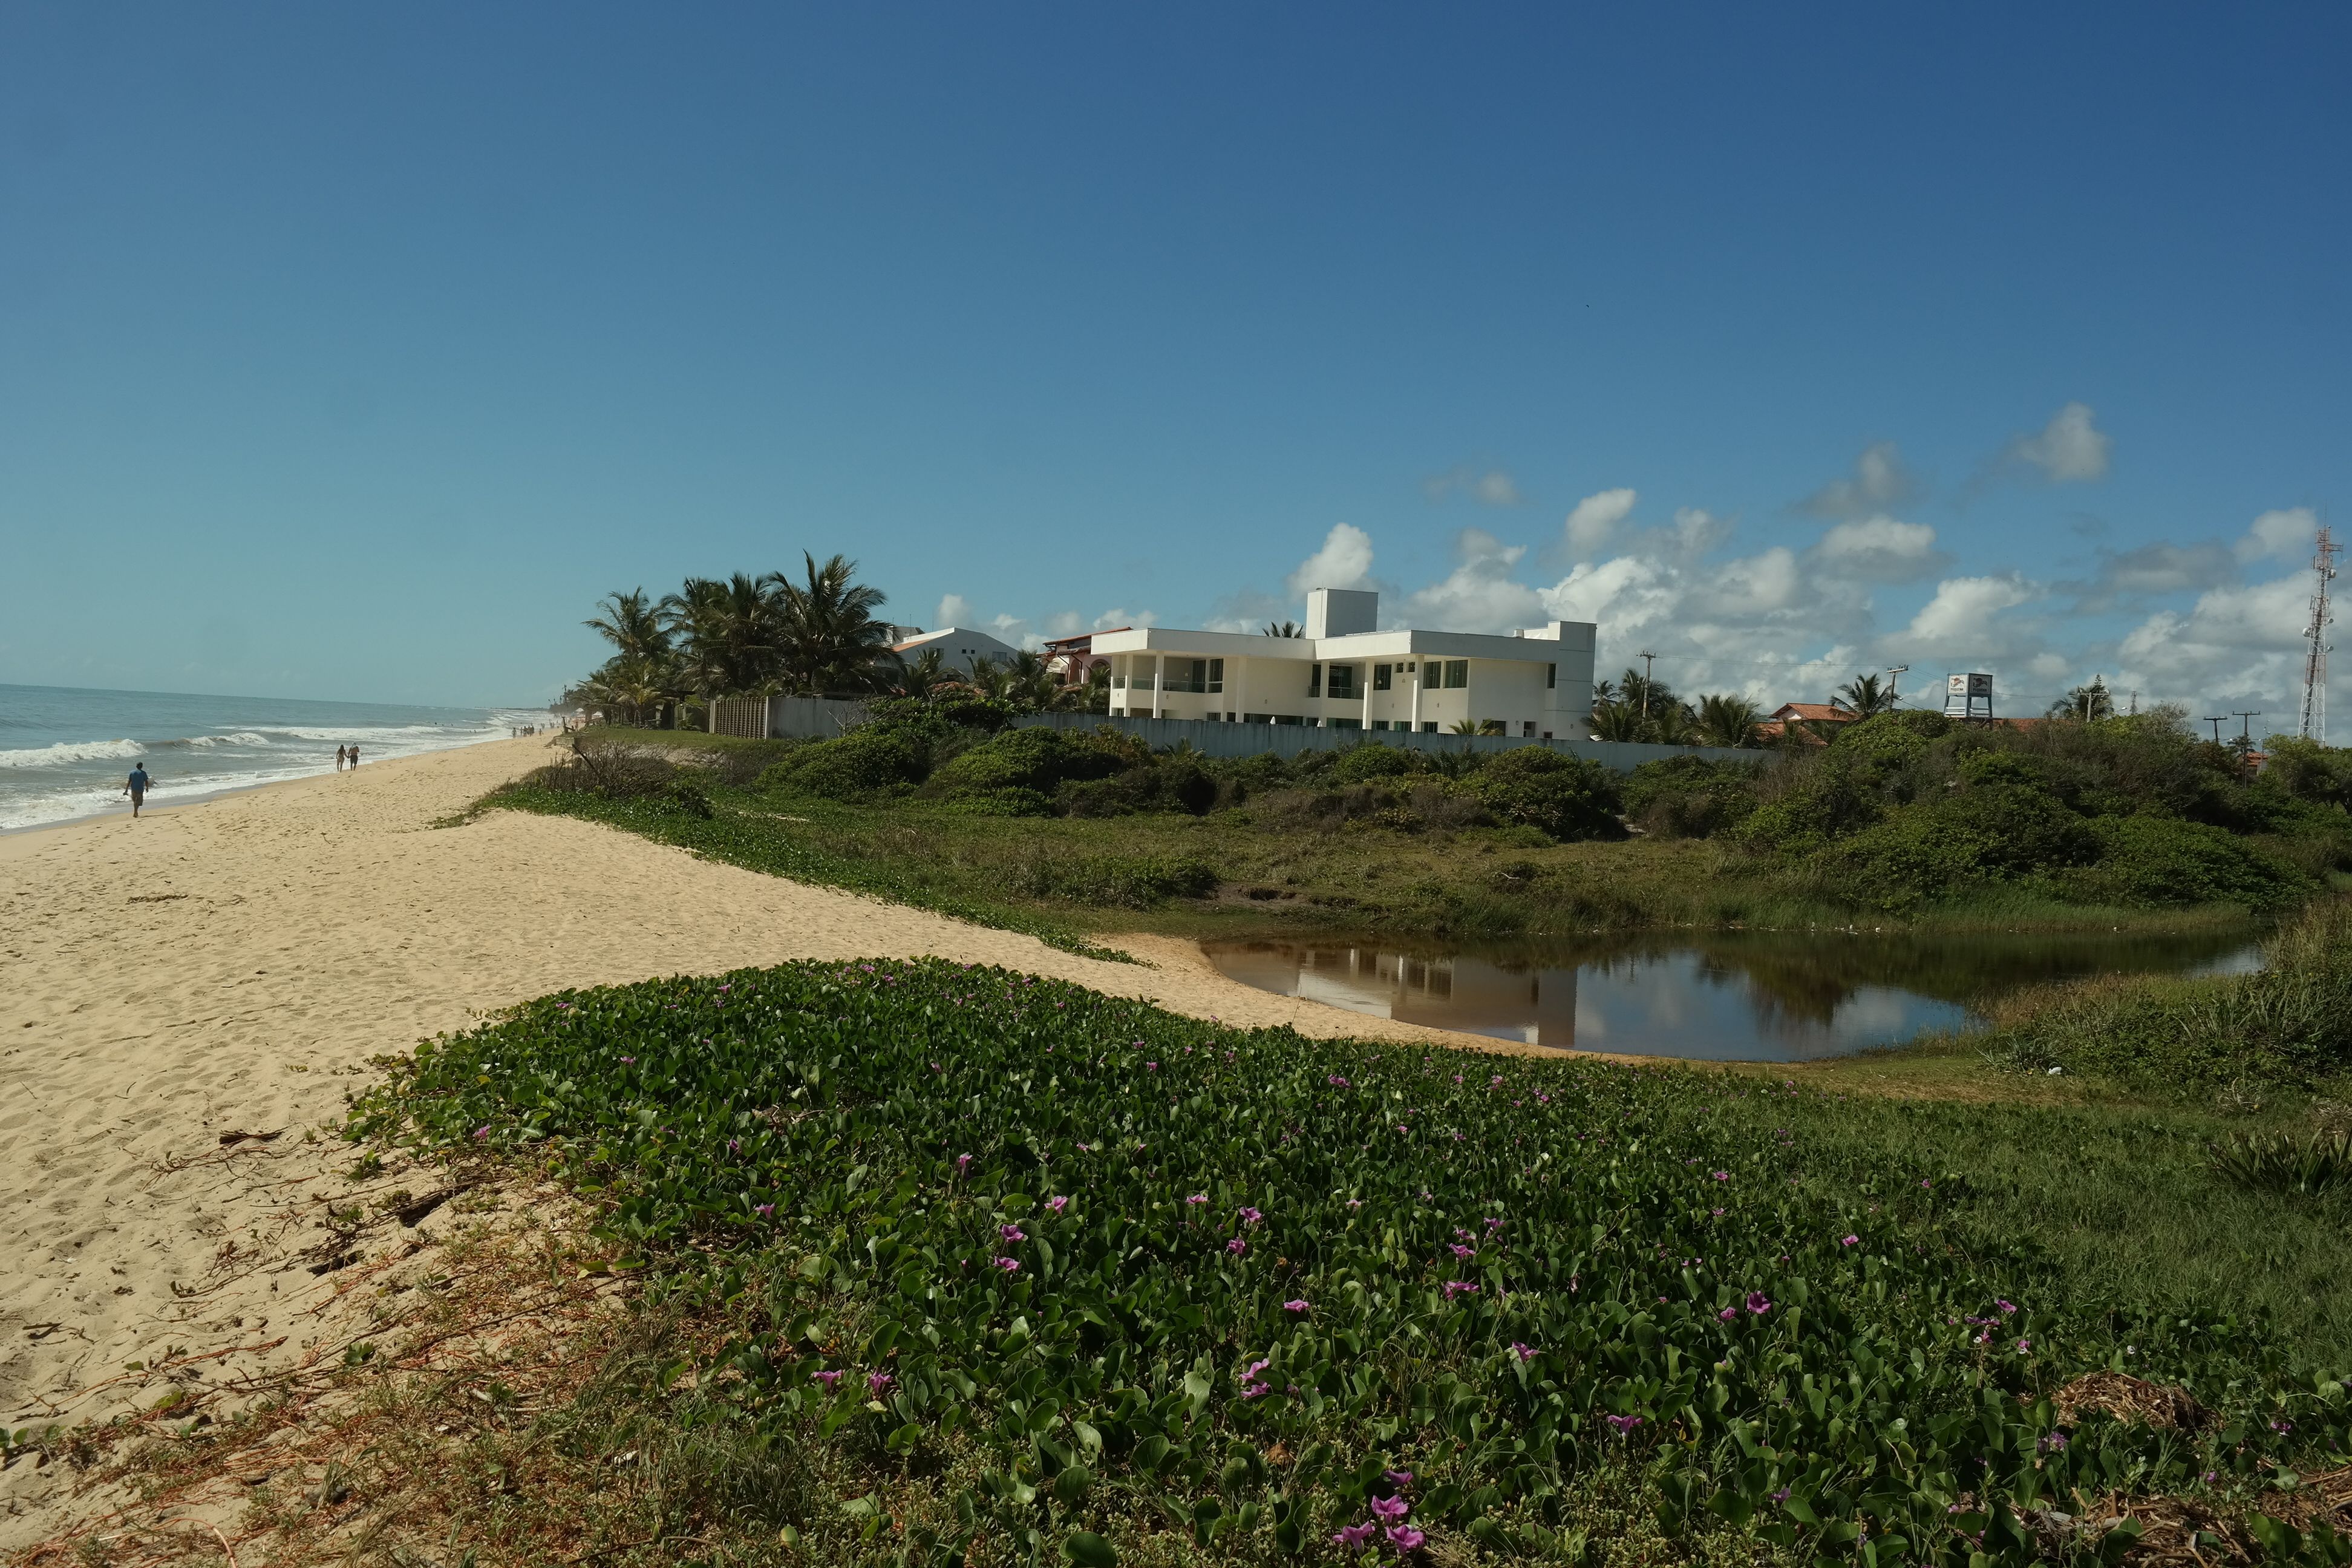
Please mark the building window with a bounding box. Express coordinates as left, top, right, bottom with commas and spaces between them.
1327, 663, 1357, 699
1546, 662, 1557, 689
1442, 659, 1469, 688
1523, 721, 1538, 736
1308, 663, 1322, 698
1374, 664, 1393, 691
1207, 658, 1224, 694
1371, 719, 1389, 731
1480, 719, 1505, 736
1420, 721, 1438, 733
1329, 716, 1361, 730
1275, 714, 1304, 726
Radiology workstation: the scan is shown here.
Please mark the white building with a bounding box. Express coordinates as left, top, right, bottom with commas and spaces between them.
1089, 589, 1596, 739
890, 626, 1024, 675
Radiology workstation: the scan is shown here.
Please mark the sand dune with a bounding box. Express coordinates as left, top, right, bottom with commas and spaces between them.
1, 736, 1512, 1543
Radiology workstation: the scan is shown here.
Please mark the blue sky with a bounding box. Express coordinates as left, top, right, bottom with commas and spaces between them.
2, 4, 2345, 722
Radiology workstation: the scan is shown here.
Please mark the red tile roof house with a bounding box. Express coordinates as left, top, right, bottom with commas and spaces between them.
1756, 701, 1856, 744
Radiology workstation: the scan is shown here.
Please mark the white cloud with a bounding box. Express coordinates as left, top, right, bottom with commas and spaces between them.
1094, 607, 1154, 631
1798, 441, 1919, 518
2117, 572, 2315, 716
935, 593, 975, 629
1425, 466, 1523, 506
1045, 610, 1084, 638
1285, 523, 1376, 596
1397, 529, 1545, 633
2008, 402, 2111, 483
1903, 573, 2039, 650
1808, 515, 1946, 582
2236, 506, 2318, 563
1562, 488, 1636, 555
988, 613, 1044, 652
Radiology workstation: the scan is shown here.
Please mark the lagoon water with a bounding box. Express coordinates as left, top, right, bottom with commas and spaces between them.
0, 683, 547, 832
1204, 930, 2266, 1061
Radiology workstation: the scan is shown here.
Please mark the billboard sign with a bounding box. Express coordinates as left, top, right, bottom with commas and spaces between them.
1943, 672, 1994, 719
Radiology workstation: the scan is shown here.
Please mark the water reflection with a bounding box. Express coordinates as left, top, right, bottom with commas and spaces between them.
1201, 930, 2264, 1062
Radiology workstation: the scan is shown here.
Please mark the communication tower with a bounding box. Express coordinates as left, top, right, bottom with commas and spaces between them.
2301, 527, 2337, 742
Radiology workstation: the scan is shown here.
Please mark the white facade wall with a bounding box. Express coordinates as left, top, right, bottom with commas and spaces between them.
1093, 610, 1597, 739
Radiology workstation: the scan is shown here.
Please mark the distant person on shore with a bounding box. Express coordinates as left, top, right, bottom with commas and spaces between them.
347, 743, 361, 768
122, 763, 152, 818
336, 745, 348, 771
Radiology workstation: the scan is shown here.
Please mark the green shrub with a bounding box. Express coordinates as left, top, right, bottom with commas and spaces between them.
925, 725, 1140, 808
1463, 748, 1623, 842
1013, 852, 1218, 907
760, 728, 929, 800
1327, 743, 1429, 785
2063, 815, 2310, 911
1737, 760, 1883, 853
2210, 1131, 2352, 1197
1621, 756, 1760, 840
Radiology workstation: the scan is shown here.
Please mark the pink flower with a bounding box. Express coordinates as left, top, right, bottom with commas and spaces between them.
1840, 1233, 1860, 1247
1328, 1074, 1350, 1087
867, 1371, 893, 1394
812, 1370, 843, 1389
1000, 1224, 1026, 1242
1240, 1381, 1270, 1399
1187, 1194, 1208, 1207
993, 1256, 1021, 1273
1347, 1198, 1364, 1209
472, 1126, 491, 1140
1047, 1196, 1068, 1213
1718, 1307, 1739, 1322
754, 1203, 775, 1217
1745, 1292, 1772, 1315
1485, 1217, 1503, 1232
1511, 1341, 1534, 1362
956, 1154, 972, 1173
1226, 1238, 1248, 1255
1996, 1298, 2017, 1315
1369, 1495, 1410, 1522
1331, 1521, 1377, 1549
1238, 1206, 1263, 1225
1442, 1281, 1478, 1299
1605, 1414, 1643, 1434
2014, 1337, 2031, 1353
1283, 1299, 1310, 1313
1146, 1062, 1158, 1071
1385, 1525, 1426, 1553
1448, 1243, 1475, 1260
1712, 1171, 1731, 1181
1383, 1469, 1414, 1488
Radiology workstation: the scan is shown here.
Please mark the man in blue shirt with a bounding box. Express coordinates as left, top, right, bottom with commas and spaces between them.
122, 763, 152, 818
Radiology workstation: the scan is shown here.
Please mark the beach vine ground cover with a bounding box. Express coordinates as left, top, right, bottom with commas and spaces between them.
356, 962, 2352, 1566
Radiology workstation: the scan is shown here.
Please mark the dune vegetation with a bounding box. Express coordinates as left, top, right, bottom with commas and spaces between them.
343, 958, 2352, 1565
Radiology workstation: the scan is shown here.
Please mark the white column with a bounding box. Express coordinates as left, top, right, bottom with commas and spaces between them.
1361, 666, 1372, 730
1410, 664, 1422, 730
1151, 654, 1163, 719
1230, 655, 1244, 720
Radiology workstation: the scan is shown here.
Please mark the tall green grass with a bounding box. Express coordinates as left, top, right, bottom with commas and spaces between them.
1988, 901, 2352, 1093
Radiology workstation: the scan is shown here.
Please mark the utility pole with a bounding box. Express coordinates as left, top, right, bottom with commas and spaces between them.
1886, 665, 1909, 708
1637, 650, 1658, 717
2128, 689, 2138, 717
2233, 710, 2262, 742
2301, 526, 2336, 743
2203, 716, 2229, 744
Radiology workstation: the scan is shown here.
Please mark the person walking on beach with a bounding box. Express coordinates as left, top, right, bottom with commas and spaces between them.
347, 743, 361, 768
122, 762, 152, 818
336, 744, 348, 771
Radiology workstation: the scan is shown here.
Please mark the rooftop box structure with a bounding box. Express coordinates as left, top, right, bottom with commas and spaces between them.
1089, 591, 1598, 739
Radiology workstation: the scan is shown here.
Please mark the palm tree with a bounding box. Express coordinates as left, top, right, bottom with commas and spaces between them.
1694, 693, 1762, 748
1448, 719, 1481, 735
1262, 621, 1304, 638
878, 646, 959, 700
661, 573, 787, 698
584, 589, 672, 667
2047, 677, 2115, 722
771, 553, 892, 696
1587, 701, 1645, 742
1835, 673, 1895, 717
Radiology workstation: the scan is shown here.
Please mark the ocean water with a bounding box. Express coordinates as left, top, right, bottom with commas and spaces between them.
0, 684, 551, 832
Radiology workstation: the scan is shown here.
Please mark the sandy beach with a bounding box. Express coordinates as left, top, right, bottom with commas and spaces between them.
0, 736, 1526, 1544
